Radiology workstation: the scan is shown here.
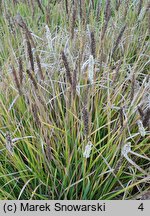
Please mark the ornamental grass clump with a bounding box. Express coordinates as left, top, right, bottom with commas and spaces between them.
0, 0, 149, 200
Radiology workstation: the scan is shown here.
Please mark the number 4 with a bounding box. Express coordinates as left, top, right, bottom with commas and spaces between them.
138, 203, 144, 211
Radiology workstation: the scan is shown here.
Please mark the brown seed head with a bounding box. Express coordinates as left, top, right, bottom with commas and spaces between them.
61, 51, 72, 85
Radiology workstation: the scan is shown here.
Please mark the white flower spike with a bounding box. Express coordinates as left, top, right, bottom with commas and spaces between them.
83, 141, 93, 159
121, 142, 131, 157
45, 25, 53, 50
137, 120, 146, 137
88, 55, 94, 84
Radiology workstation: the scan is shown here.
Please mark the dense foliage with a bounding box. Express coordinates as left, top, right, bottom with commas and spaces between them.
0, 0, 149, 200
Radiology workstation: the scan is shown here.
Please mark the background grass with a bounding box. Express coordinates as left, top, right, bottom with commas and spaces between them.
0, 0, 149, 200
